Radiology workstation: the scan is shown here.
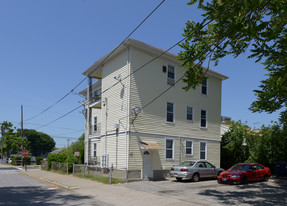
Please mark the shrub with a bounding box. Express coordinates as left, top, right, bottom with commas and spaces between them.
36, 157, 43, 165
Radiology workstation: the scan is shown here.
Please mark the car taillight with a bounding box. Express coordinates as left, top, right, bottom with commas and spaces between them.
171, 168, 174, 171
180, 168, 188, 172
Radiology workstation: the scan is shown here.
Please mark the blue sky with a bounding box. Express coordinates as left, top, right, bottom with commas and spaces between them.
0, 0, 280, 148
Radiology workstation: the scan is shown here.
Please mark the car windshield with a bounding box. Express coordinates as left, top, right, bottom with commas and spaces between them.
230, 164, 249, 171
180, 161, 195, 166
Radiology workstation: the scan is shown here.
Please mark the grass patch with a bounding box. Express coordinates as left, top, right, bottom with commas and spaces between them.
75, 173, 124, 184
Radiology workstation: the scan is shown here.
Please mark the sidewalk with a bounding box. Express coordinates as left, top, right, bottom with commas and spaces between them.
19, 168, 194, 206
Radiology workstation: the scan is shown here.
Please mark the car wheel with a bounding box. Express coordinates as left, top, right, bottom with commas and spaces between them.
264, 174, 269, 182
176, 177, 182, 181
241, 176, 248, 184
192, 173, 200, 182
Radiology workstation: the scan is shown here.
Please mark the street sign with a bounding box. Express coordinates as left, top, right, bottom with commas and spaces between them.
22, 150, 29, 157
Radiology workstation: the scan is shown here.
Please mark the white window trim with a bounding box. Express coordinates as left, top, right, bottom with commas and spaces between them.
185, 140, 193, 156
199, 141, 207, 160
166, 64, 176, 86
166, 101, 175, 124
201, 78, 208, 95
200, 109, 208, 128
186, 106, 193, 122
165, 138, 174, 160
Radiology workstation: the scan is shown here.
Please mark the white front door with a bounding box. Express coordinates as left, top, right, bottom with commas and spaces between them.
142, 150, 153, 179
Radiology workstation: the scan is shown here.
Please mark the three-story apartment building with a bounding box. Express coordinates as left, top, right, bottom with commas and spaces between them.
80, 39, 228, 180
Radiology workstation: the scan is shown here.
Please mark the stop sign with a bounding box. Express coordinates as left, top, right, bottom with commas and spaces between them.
22, 150, 29, 157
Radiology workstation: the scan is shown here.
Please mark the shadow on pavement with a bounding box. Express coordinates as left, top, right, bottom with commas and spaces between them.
199, 183, 287, 205
0, 186, 93, 205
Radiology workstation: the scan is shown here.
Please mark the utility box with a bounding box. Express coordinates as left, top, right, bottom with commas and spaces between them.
275, 162, 287, 178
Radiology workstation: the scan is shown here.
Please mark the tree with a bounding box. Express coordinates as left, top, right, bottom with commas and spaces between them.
70, 134, 84, 164
178, 1, 287, 125
221, 121, 254, 169
19, 129, 55, 156
1, 121, 28, 157
248, 123, 287, 169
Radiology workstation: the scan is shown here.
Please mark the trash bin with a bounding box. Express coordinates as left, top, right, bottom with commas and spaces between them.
275, 162, 287, 178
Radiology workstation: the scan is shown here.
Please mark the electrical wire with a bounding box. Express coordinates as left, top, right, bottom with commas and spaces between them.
24, 0, 166, 122
32, 1, 241, 130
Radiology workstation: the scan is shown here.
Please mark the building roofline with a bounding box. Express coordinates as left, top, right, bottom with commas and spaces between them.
82, 39, 228, 80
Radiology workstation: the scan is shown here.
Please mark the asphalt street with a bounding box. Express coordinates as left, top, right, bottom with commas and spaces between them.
0, 167, 99, 206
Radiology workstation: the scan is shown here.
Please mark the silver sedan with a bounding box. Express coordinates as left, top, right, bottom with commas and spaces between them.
170, 160, 224, 182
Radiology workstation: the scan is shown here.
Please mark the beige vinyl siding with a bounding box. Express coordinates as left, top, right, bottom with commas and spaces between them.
102, 134, 127, 169
100, 49, 130, 135
129, 47, 222, 142
98, 49, 130, 169
128, 134, 221, 171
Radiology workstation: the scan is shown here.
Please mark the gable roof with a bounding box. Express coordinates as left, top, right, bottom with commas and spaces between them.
83, 39, 228, 81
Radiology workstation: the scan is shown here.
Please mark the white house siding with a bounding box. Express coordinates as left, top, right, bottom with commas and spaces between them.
97, 49, 130, 169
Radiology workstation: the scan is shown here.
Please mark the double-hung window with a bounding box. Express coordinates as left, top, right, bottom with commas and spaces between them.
94, 116, 98, 132
166, 102, 174, 123
186, 140, 193, 155
166, 139, 174, 159
201, 79, 208, 95
200, 110, 207, 128
200, 142, 207, 160
93, 143, 97, 157
167, 65, 175, 85
186, 106, 193, 121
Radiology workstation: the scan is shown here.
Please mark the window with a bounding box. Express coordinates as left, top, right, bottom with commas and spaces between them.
94, 116, 98, 132
93, 143, 97, 157
200, 110, 207, 128
167, 65, 175, 85
93, 89, 101, 100
166, 102, 174, 123
200, 142, 207, 160
186, 106, 193, 121
166, 139, 174, 159
204, 162, 214, 168
186, 140, 193, 155
201, 79, 208, 95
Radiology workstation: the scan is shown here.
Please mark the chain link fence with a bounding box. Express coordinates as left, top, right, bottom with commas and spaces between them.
73, 164, 141, 183
40, 161, 142, 183
51, 162, 69, 175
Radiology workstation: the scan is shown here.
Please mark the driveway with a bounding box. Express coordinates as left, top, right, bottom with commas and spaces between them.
118, 178, 287, 205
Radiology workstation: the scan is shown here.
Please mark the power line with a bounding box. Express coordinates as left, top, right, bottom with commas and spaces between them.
33, 1, 240, 129
24, 0, 166, 122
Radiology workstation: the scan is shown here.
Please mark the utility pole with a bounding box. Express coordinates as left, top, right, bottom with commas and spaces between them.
21, 105, 24, 166
67, 139, 70, 147
0, 122, 3, 163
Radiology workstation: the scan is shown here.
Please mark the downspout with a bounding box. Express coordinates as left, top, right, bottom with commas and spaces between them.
125, 45, 130, 183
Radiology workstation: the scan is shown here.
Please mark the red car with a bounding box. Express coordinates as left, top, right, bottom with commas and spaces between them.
217, 163, 271, 184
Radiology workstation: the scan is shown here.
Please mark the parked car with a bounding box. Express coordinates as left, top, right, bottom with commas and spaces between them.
217, 163, 271, 184
170, 160, 224, 182
6, 158, 12, 164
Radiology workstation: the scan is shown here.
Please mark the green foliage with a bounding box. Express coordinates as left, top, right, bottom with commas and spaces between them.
221, 121, 253, 169
221, 121, 287, 171
23, 156, 31, 165
36, 157, 43, 165
46, 148, 79, 172
11, 156, 22, 166
70, 133, 84, 164
1, 121, 28, 157
248, 123, 287, 168
19, 129, 55, 157
180, 1, 287, 125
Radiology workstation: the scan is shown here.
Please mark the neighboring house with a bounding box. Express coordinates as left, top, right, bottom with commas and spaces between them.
79, 39, 228, 180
